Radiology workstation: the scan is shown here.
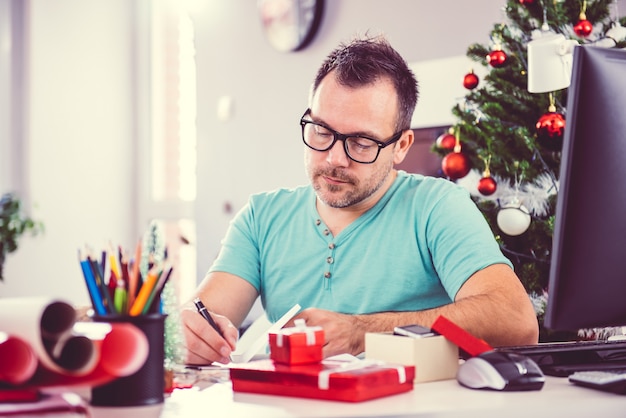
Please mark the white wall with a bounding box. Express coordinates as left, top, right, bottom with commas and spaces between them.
0, 0, 527, 303
191, 0, 507, 276
6, 0, 621, 304
1, 0, 136, 304
192, 0, 626, 281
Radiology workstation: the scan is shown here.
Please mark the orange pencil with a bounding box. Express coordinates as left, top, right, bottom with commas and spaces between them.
128, 266, 159, 316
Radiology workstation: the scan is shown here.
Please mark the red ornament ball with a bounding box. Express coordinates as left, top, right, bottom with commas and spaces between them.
478, 176, 497, 196
487, 50, 507, 68
436, 132, 456, 150
442, 152, 471, 180
536, 111, 566, 146
463, 72, 479, 90
519, 0, 535, 5
574, 19, 593, 37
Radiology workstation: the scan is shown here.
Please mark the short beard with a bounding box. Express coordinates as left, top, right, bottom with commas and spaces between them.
312, 163, 392, 209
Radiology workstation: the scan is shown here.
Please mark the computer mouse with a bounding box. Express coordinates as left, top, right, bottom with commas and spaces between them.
456, 350, 545, 391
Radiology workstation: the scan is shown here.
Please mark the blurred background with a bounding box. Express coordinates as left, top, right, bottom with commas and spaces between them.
3, 0, 619, 311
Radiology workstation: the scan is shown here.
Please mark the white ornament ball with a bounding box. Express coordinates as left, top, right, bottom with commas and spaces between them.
497, 203, 531, 236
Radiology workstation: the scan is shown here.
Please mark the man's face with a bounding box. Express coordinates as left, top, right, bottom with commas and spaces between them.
305, 73, 403, 209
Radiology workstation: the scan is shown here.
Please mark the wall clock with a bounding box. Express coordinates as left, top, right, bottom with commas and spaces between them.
258, 0, 325, 53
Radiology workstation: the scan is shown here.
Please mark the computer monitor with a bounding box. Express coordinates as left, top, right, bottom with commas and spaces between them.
545, 46, 626, 333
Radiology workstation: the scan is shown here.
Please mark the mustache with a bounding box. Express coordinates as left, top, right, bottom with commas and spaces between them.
316, 168, 355, 183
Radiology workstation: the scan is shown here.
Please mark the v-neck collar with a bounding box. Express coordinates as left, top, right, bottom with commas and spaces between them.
308, 172, 404, 243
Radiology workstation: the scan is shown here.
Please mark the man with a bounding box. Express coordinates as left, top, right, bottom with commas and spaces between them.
181, 35, 539, 365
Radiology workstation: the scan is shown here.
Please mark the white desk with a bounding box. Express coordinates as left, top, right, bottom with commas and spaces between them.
89, 375, 625, 418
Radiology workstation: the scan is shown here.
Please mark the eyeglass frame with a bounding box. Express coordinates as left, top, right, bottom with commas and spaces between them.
299, 109, 405, 164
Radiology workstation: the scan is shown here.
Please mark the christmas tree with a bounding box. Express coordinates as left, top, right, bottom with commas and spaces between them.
141, 220, 185, 366
432, 0, 626, 341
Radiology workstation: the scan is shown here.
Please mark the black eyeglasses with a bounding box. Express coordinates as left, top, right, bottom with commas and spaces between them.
299, 109, 404, 164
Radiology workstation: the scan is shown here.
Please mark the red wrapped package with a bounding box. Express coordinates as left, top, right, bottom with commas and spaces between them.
230, 357, 415, 402
269, 319, 324, 365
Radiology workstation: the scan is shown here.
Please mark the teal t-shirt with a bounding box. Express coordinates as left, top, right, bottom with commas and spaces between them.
208, 170, 512, 323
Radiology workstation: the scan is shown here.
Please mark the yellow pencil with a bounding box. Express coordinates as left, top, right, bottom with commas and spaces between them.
108, 243, 121, 281
128, 266, 159, 316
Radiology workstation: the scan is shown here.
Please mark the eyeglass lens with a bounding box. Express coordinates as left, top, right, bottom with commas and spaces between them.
302, 122, 380, 163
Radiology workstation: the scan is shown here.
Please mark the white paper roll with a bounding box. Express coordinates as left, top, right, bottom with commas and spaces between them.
0, 297, 97, 375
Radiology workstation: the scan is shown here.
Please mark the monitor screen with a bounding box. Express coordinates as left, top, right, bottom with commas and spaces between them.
545, 46, 626, 332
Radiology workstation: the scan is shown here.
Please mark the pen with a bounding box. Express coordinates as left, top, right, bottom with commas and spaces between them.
193, 298, 224, 338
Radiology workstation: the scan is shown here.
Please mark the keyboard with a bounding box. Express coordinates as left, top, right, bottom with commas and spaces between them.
496, 339, 626, 377
569, 369, 626, 394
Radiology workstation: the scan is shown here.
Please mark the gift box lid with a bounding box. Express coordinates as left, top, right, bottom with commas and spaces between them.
268, 319, 324, 347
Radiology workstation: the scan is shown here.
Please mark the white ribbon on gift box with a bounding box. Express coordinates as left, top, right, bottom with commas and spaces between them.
276, 319, 322, 347
317, 359, 407, 390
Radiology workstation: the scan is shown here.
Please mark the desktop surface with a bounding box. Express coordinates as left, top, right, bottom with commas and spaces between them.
87, 372, 626, 418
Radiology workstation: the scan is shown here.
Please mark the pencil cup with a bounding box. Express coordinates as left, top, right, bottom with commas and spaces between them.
90, 314, 166, 407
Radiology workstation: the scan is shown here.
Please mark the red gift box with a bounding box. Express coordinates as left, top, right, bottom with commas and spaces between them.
230, 358, 415, 402
268, 319, 324, 365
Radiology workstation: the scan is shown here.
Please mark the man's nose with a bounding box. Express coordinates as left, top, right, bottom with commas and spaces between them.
326, 139, 350, 166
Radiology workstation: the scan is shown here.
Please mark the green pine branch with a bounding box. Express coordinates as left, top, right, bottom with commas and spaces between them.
431, 0, 625, 339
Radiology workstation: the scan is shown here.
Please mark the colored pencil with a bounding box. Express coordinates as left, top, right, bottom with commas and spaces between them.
113, 279, 128, 314
127, 240, 142, 309
143, 264, 173, 314
78, 249, 107, 315
87, 252, 114, 314
128, 266, 159, 316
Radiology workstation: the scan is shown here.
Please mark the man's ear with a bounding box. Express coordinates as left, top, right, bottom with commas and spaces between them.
393, 130, 414, 165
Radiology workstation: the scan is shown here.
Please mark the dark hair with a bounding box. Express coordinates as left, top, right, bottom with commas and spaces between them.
311, 34, 419, 132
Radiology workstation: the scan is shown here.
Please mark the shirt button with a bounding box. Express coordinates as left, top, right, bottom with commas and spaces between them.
326, 257, 334, 264
323, 229, 330, 236
316, 219, 322, 226
328, 243, 335, 249
324, 272, 331, 278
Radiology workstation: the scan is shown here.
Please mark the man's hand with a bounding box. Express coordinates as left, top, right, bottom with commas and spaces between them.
180, 304, 238, 365
288, 308, 366, 358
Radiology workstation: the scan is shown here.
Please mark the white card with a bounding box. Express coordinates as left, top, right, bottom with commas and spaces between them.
230, 304, 301, 363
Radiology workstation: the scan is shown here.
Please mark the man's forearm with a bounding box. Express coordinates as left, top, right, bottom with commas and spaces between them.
354, 295, 537, 353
